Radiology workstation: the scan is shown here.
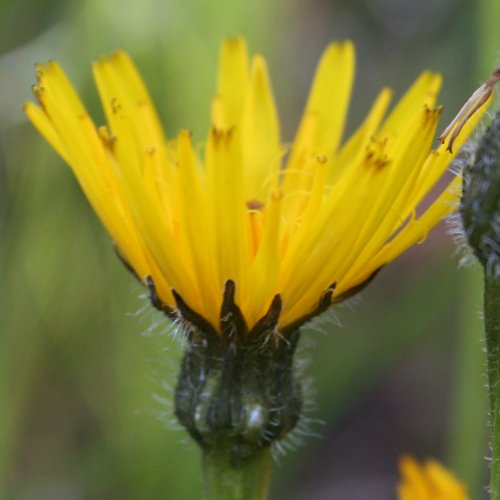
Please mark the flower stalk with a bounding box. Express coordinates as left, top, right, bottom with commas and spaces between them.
485, 276, 500, 498
460, 112, 500, 498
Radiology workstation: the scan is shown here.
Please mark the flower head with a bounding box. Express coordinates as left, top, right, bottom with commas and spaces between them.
397, 456, 468, 499
25, 37, 487, 334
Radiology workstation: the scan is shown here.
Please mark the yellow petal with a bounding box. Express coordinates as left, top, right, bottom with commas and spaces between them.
246, 190, 282, 327
241, 54, 281, 202
287, 41, 355, 169
23, 101, 70, 163
214, 36, 249, 129
205, 128, 250, 309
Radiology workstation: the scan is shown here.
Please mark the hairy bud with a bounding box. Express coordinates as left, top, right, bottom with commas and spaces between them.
172, 281, 302, 466
460, 112, 500, 277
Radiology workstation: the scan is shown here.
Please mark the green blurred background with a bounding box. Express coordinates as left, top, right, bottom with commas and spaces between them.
1, 0, 498, 498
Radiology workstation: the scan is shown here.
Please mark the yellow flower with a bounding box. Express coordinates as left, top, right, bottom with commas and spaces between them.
24, 38, 486, 334
397, 455, 469, 499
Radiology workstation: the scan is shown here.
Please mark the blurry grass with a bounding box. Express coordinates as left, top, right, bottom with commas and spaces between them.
446, 268, 487, 497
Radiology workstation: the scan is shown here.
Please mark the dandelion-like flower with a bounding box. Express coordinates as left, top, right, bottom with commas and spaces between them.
24, 38, 485, 335
397, 456, 468, 500
25, 38, 488, 470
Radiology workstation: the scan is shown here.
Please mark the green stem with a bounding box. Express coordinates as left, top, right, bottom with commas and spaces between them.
446, 267, 487, 495
485, 275, 500, 498
202, 446, 273, 500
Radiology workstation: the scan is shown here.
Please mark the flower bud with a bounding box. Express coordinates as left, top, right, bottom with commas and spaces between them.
460, 112, 500, 277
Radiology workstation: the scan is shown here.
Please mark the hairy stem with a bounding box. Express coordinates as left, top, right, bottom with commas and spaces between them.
485, 276, 500, 498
